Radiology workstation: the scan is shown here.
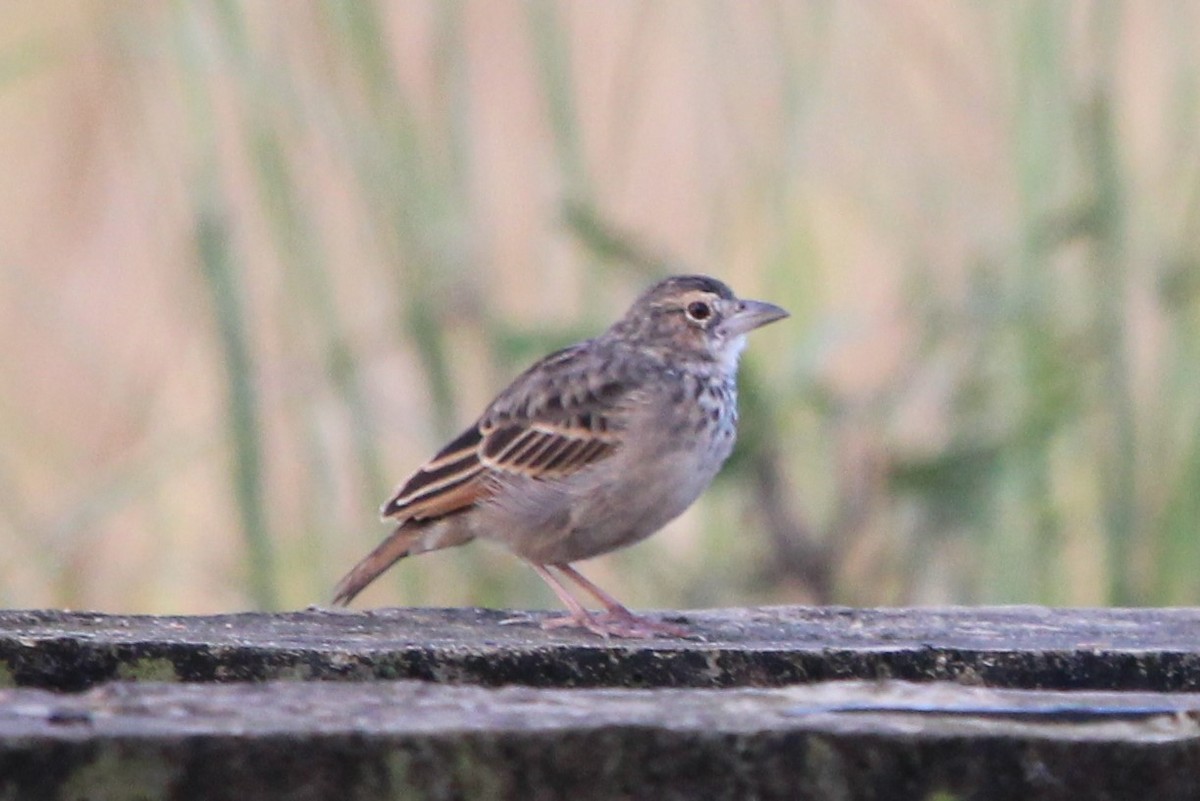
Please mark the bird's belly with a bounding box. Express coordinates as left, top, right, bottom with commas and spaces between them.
490, 429, 733, 565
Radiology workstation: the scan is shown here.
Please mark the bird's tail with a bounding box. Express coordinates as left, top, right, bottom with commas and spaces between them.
332, 521, 472, 606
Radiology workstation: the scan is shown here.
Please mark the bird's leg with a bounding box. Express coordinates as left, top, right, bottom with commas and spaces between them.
552, 563, 634, 616
528, 562, 611, 638
554, 563, 689, 638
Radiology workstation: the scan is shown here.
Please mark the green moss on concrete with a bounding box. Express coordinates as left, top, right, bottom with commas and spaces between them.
803, 735, 851, 799
115, 657, 181, 683
60, 744, 174, 801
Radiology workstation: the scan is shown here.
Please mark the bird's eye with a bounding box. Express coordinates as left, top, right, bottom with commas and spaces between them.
685, 300, 712, 322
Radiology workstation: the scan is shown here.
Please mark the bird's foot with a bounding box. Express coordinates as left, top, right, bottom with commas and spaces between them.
540, 608, 689, 639
595, 606, 691, 638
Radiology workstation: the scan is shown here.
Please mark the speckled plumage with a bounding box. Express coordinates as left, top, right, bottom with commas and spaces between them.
332, 275, 787, 637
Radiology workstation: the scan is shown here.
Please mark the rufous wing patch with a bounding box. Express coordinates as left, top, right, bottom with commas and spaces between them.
380, 425, 488, 520
480, 416, 617, 478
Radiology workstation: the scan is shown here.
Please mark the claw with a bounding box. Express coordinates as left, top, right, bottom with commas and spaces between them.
540, 609, 688, 639
594, 608, 690, 638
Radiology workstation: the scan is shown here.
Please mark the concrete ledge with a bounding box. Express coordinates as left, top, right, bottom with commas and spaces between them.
1, 679, 1198, 800
5, 606, 1200, 799
4, 605, 1200, 691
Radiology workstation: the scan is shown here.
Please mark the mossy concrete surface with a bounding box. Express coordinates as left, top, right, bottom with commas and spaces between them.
3, 605, 1200, 692
2, 679, 1199, 801
4, 606, 1200, 799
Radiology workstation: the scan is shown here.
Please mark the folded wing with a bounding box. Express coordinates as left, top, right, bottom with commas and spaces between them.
379, 343, 630, 525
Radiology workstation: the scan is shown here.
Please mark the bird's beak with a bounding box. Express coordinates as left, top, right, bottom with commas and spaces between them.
724, 298, 789, 337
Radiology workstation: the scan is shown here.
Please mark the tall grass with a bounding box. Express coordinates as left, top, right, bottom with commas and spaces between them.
194, 202, 277, 610
3, 3, 1200, 612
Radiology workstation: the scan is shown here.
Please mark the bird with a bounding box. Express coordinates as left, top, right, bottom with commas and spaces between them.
332, 274, 788, 638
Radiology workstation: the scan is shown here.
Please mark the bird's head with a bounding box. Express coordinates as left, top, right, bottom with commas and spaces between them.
611, 275, 788, 370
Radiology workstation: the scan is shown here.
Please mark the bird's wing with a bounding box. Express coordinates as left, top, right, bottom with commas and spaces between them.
380, 342, 634, 522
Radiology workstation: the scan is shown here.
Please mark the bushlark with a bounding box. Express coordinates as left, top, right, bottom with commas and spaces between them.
332, 274, 788, 637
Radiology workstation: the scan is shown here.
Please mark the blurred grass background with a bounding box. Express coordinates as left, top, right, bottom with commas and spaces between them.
3, 2, 1200, 613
